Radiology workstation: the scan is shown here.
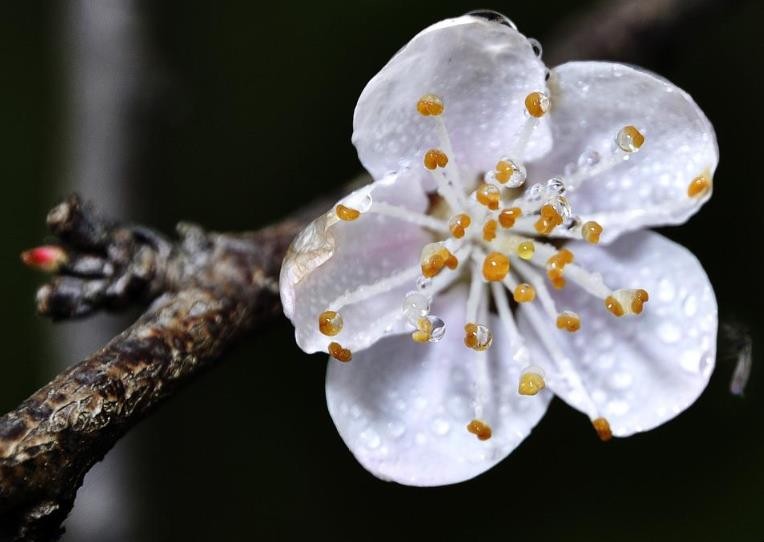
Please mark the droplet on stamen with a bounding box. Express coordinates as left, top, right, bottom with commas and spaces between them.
416, 94, 444, 116
420, 243, 458, 278
494, 158, 526, 188
482, 252, 510, 281
448, 213, 472, 239
476, 183, 501, 210
513, 283, 536, 303
328, 341, 352, 362
466, 419, 492, 440
581, 221, 603, 244
464, 323, 493, 351
616, 125, 645, 153
318, 310, 343, 336
535, 203, 564, 235
402, 291, 430, 324
517, 240, 535, 260
525, 91, 550, 118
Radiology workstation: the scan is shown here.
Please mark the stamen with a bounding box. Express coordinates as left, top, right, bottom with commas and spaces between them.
513, 283, 536, 303
466, 419, 492, 440
482, 252, 510, 281
476, 183, 500, 210
416, 94, 444, 116
605, 288, 649, 317
328, 342, 352, 362
534, 203, 563, 235
581, 221, 603, 244
516, 240, 535, 260
592, 417, 613, 442
482, 219, 498, 241
688, 174, 711, 198
423, 148, 449, 170
546, 248, 574, 289
465, 262, 492, 351
464, 323, 494, 351
556, 310, 581, 332
448, 213, 472, 239
524, 91, 550, 118
518, 366, 546, 396
616, 125, 645, 153
499, 207, 522, 228
492, 158, 527, 187
410, 315, 446, 343
420, 242, 458, 278
525, 240, 611, 299
370, 201, 449, 233
318, 310, 343, 336
335, 204, 360, 221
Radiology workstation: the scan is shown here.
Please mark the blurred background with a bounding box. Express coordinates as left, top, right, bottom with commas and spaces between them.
1, 0, 762, 540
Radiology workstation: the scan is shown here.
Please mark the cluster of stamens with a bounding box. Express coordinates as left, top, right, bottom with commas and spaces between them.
309, 85, 717, 444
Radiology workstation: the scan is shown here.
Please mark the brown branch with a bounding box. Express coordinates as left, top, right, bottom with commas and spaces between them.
0, 0, 728, 539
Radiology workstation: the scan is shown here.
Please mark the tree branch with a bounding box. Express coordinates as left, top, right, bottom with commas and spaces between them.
0, 0, 728, 539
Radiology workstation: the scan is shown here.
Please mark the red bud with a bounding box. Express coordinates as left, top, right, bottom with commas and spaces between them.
21, 245, 68, 272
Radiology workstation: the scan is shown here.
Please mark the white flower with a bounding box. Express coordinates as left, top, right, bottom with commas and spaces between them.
279, 12, 718, 486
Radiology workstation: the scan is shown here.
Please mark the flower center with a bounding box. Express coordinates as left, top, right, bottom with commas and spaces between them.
314, 88, 708, 443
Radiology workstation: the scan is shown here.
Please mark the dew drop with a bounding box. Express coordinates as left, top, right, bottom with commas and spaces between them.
416, 276, 432, 291
426, 315, 446, 343
528, 37, 543, 58
402, 291, 430, 323
467, 9, 517, 30
577, 149, 601, 169
545, 176, 566, 195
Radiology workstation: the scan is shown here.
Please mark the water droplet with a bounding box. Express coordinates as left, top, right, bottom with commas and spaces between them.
550, 195, 573, 220
432, 418, 451, 436
528, 37, 543, 58
342, 189, 373, 213
402, 291, 430, 324
545, 176, 566, 195
524, 183, 545, 203
416, 276, 432, 291
426, 315, 446, 343
577, 149, 601, 169
467, 10, 517, 30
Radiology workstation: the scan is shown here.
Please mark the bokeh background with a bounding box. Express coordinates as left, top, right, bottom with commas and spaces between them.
1, 0, 763, 540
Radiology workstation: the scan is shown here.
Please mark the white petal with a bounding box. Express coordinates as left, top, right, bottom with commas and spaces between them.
517, 231, 717, 436
326, 285, 552, 486
529, 61, 718, 242
279, 171, 434, 354
353, 15, 551, 182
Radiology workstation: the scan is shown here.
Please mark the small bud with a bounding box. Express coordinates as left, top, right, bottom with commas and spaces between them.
21, 246, 68, 272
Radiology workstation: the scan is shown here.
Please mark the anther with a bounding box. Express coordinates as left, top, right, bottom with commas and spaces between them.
525, 91, 550, 118
411, 317, 433, 343
424, 148, 449, 170
328, 342, 352, 362
464, 323, 493, 351
318, 310, 343, 336
516, 240, 535, 260
494, 158, 520, 184
448, 213, 471, 239
476, 183, 501, 210
592, 417, 613, 442
482, 219, 498, 241
556, 310, 581, 332
498, 207, 522, 228
604, 296, 624, 317
336, 204, 361, 221
482, 252, 510, 281
546, 248, 574, 289
420, 243, 458, 278
534, 203, 563, 235
416, 94, 445, 116
581, 221, 603, 244
616, 125, 645, 153
466, 419, 493, 440
605, 288, 649, 317
687, 174, 711, 198
518, 366, 546, 396
513, 283, 536, 303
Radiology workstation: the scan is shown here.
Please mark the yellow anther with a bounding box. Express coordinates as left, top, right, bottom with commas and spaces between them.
494, 159, 516, 183
616, 125, 645, 152
631, 289, 650, 314
604, 295, 625, 317
688, 174, 711, 198
518, 371, 546, 396
423, 148, 449, 170
546, 248, 574, 289
448, 213, 472, 239
328, 341, 352, 363
498, 207, 522, 228
335, 204, 361, 221
482, 219, 498, 241
476, 183, 501, 210
420, 243, 458, 278
466, 419, 492, 441
525, 91, 550, 118
534, 204, 563, 235
517, 240, 535, 260
464, 323, 493, 352
513, 283, 536, 303
416, 94, 445, 116
581, 221, 603, 244
411, 317, 432, 343
556, 311, 581, 332
482, 252, 510, 281
592, 417, 613, 442
318, 310, 343, 336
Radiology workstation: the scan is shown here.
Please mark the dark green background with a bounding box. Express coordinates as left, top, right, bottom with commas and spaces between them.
1, 1, 762, 540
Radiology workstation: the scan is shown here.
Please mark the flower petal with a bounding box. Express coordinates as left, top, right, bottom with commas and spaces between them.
280, 171, 436, 354
353, 15, 551, 182
529, 61, 718, 242
326, 285, 552, 486
517, 230, 717, 436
